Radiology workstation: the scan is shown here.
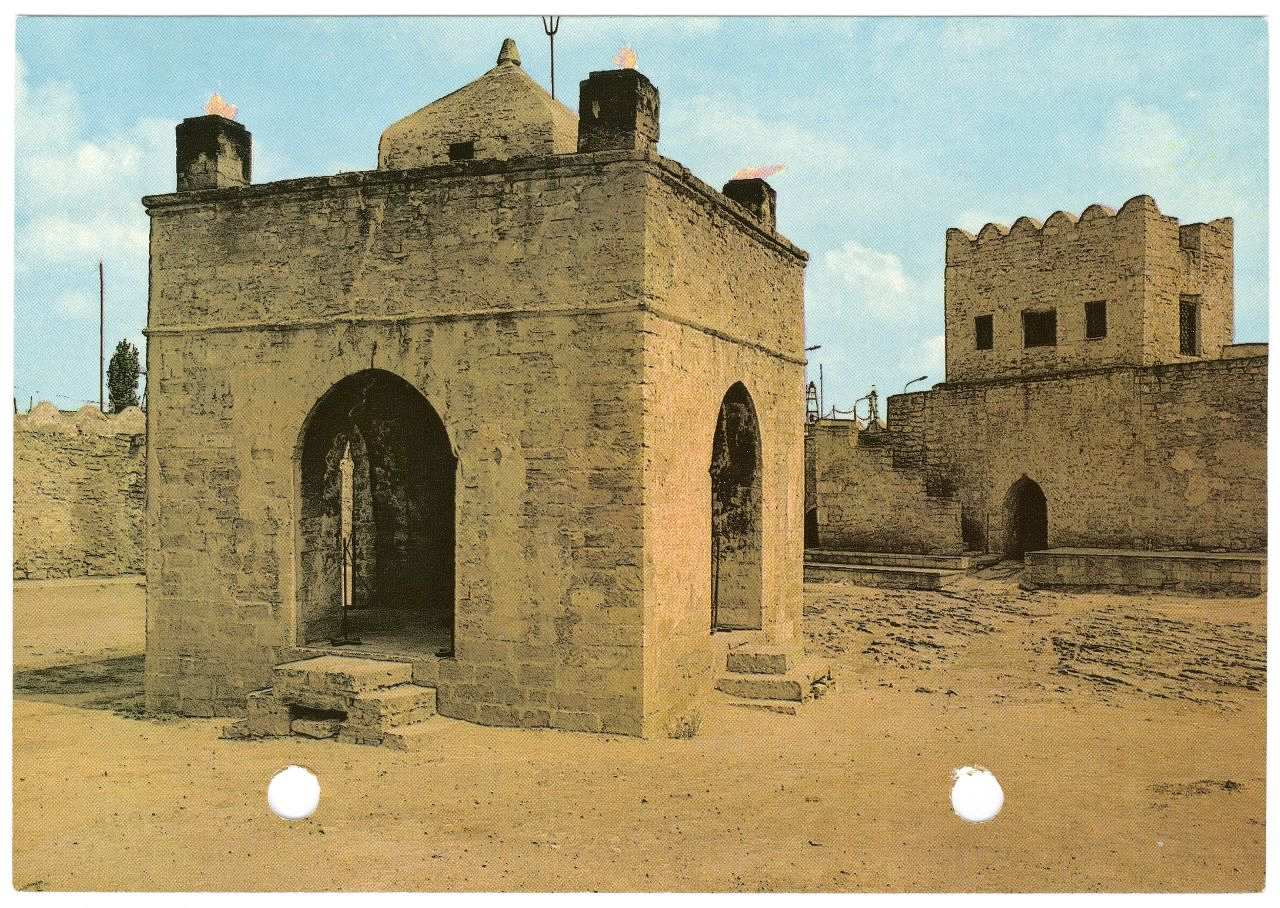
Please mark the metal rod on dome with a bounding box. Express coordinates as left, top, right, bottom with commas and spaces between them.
542, 16, 561, 99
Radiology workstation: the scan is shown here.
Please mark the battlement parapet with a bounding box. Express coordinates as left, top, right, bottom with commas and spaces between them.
15, 402, 146, 437
945, 195, 1230, 264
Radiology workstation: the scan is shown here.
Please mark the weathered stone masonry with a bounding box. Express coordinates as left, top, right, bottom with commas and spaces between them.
13, 403, 146, 580
887, 354, 1266, 554
142, 43, 808, 736
809, 197, 1264, 561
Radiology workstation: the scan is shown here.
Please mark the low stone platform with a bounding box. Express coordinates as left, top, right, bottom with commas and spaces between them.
1024, 548, 1265, 596
803, 549, 1000, 590
805, 550, 995, 571
804, 560, 960, 590
224, 655, 437, 749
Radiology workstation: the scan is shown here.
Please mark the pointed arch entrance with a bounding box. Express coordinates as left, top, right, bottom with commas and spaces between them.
297, 369, 456, 654
710, 382, 764, 631
1003, 475, 1048, 559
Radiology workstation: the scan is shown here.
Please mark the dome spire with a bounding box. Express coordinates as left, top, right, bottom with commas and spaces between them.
497, 38, 521, 67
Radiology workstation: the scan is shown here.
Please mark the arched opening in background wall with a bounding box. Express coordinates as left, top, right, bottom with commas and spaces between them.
804, 507, 819, 550
298, 369, 456, 654
710, 382, 763, 631
1003, 475, 1048, 560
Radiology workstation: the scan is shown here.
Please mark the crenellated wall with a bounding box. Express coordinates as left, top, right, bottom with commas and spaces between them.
13, 403, 146, 580
945, 196, 1233, 384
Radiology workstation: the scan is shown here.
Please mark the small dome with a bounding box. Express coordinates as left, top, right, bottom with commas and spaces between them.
378, 39, 578, 170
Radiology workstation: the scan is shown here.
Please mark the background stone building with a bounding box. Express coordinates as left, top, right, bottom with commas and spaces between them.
810, 196, 1266, 573
142, 40, 808, 736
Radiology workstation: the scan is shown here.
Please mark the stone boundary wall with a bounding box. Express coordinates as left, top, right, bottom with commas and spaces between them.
1025, 548, 1264, 596
13, 403, 146, 580
885, 354, 1266, 554
810, 420, 963, 555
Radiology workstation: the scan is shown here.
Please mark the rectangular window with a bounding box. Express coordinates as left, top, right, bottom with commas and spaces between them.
1085, 301, 1107, 339
1022, 309, 1057, 348
974, 314, 993, 350
448, 140, 475, 161
1179, 296, 1200, 355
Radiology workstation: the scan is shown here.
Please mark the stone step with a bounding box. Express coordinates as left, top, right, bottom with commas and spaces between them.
804, 561, 962, 590
725, 643, 801, 675
805, 549, 978, 570
381, 721, 438, 752
273, 655, 414, 711
344, 684, 438, 733
291, 717, 341, 739
715, 656, 832, 702
716, 694, 801, 716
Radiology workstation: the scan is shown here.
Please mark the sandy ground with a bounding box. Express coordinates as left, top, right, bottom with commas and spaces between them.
13, 574, 145, 670
12, 566, 1266, 892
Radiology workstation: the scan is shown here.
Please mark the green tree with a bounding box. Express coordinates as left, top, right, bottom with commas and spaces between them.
106, 339, 141, 413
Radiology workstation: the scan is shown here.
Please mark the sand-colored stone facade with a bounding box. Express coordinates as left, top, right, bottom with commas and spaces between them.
807, 420, 962, 555
887, 354, 1266, 554
809, 197, 1264, 562
945, 196, 1233, 384
13, 404, 146, 580
141, 44, 807, 736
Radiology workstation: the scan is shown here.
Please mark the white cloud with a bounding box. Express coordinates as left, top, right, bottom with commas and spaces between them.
15, 55, 82, 152
15, 58, 173, 271
1099, 98, 1189, 177
667, 93, 860, 176
917, 334, 946, 376
19, 213, 150, 265
822, 240, 920, 319
54, 290, 96, 318
939, 19, 1012, 53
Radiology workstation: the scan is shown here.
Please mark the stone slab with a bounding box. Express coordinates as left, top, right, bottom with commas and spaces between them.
382, 722, 437, 752
291, 718, 341, 739
725, 643, 799, 675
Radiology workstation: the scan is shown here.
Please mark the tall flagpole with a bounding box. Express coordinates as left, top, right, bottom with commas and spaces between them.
99, 259, 105, 412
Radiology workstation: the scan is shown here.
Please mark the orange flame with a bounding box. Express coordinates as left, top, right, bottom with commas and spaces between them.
205, 93, 238, 120
733, 164, 785, 180
614, 46, 637, 69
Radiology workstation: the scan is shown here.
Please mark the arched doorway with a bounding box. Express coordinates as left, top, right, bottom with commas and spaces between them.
298, 370, 455, 654
1003, 475, 1048, 559
804, 507, 819, 550
710, 382, 763, 631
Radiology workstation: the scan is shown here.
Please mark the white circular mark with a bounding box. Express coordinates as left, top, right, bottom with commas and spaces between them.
267, 765, 320, 820
951, 766, 1004, 823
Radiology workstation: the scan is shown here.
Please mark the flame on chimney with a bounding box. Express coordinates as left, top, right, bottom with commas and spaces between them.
614, 46, 637, 69
732, 164, 785, 180
205, 93, 238, 120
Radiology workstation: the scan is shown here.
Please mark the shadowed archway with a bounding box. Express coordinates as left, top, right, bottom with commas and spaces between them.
1003, 475, 1048, 560
298, 369, 455, 654
710, 382, 764, 631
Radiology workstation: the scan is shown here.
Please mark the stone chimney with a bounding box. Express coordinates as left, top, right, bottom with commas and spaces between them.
576, 69, 659, 153
721, 178, 777, 232
176, 115, 251, 192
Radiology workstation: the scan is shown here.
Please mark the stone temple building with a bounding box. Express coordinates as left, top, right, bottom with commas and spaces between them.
808, 196, 1266, 594
142, 40, 824, 741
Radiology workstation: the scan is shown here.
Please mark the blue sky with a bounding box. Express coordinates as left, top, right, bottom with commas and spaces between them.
13, 16, 1269, 412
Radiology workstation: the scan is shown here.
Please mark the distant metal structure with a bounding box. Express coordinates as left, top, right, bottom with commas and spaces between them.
541, 16, 561, 99
853, 386, 879, 426
805, 381, 819, 423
